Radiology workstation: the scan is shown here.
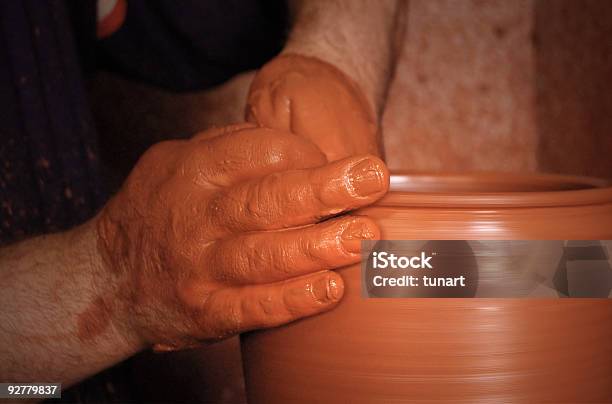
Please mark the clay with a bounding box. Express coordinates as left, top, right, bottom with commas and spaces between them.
246, 54, 381, 162
241, 172, 612, 403
76, 296, 113, 342
95, 124, 389, 350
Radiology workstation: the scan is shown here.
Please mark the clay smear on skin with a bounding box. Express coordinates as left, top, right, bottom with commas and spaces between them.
94, 118, 389, 350
76, 296, 113, 342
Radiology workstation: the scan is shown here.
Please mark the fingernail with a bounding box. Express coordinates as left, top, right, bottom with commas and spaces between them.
349, 158, 385, 197
342, 219, 377, 253
312, 273, 343, 302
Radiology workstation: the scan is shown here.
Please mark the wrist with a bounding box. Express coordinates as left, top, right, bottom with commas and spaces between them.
83, 213, 147, 353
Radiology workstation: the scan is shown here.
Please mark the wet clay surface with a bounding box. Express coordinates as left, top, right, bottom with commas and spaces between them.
95, 123, 388, 350
242, 173, 612, 403
246, 54, 381, 161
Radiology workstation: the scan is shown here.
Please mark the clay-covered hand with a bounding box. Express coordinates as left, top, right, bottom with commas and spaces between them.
96, 123, 388, 351
246, 54, 381, 162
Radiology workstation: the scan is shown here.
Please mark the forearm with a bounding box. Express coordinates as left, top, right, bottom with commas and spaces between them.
0, 220, 142, 387
284, 0, 406, 118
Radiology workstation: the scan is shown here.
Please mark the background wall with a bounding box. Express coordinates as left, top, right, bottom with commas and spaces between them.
94, 0, 612, 180
533, 0, 612, 177
383, 0, 538, 172
383, 0, 612, 178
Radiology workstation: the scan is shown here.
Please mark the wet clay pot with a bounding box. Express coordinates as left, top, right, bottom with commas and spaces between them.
241, 172, 612, 403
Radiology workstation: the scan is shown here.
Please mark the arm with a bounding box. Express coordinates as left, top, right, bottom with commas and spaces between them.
0, 124, 388, 386
246, 0, 407, 161
285, 0, 405, 117
0, 221, 141, 386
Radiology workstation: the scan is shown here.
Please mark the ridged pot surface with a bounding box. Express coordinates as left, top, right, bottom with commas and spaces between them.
242, 172, 612, 403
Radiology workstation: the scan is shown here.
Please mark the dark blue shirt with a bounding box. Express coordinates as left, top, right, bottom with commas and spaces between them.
0, 0, 286, 245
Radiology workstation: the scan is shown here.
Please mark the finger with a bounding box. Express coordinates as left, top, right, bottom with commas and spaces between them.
183, 126, 327, 187
206, 155, 389, 234
208, 215, 379, 285
198, 270, 344, 338
192, 122, 257, 141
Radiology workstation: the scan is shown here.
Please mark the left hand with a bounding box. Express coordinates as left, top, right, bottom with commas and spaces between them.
244, 0, 405, 161
245, 54, 381, 162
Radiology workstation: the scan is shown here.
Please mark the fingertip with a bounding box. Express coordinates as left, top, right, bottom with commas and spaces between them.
328, 271, 345, 302
346, 155, 390, 199
311, 155, 389, 212
311, 271, 344, 304
282, 271, 345, 317
369, 155, 391, 191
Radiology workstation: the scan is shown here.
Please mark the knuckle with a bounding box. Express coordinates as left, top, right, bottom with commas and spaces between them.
204, 191, 227, 226
260, 129, 325, 167
236, 239, 295, 283
222, 299, 244, 335
252, 243, 290, 278
301, 236, 332, 266
205, 189, 244, 231
281, 287, 305, 317
237, 250, 258, 278
309, 177, 340, 217
235, 239, 270, 281
242, 294, 278, 329
269, 244, 295, 277
245, 176, 281, 226
181, 144, 211, 178
130, 141, 180, 184
142, 140, 175, 160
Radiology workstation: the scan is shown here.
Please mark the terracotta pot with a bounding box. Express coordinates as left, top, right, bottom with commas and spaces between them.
241, 172, 612, 403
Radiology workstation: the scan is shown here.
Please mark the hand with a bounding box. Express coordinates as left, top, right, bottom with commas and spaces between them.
245, 0, 405, 161
245, 54, 381, 162
96, 123, 389, 350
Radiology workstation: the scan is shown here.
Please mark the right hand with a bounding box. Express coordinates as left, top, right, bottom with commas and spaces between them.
95, 123, 389, 351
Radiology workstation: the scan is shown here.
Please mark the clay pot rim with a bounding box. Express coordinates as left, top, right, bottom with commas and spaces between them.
380, 171, 612, 208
